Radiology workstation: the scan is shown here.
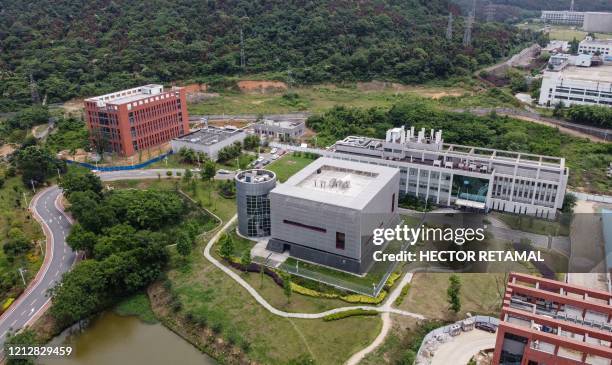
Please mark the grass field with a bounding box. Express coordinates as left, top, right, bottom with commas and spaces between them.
114, 293, 158, 324
168, 228, 382, 365
0, 175, 44, 305
517, 23, 612, 41
266, 152, 318, 182
399, 273, 505, 320
493, 212, 570, 236
187, 82, 521, 117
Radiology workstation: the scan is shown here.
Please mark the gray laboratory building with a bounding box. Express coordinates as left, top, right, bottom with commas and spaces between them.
267, 158, 400, 274
236, 169, 277, 237
253, 119, 305, 141
170, 126, 246, 160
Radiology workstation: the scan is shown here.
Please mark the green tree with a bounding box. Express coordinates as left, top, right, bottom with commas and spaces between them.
3, 228, 31, 262
59, 170, 103, 197
243, 135, 260, 150
447, 274, 462, 313
282, 272, 292, 303
218, 234, 234, 259
66, 223, 98, 255
183, 168, 193, 182
240, 249, 252, 270
14, 146, 54, 186
569, 37, 580, 54
176, 231, 193, 257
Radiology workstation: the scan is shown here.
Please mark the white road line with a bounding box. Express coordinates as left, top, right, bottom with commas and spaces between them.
10, 320, 16, 327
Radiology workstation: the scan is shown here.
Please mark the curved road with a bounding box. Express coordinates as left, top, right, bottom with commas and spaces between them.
0, 186, 76, 355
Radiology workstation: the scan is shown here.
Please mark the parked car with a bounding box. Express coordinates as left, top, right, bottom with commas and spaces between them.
256, 156, 264, 162
270, 147, 278, 154
475, 322, 497, 333
262, 160, 270, 166
217, 169, 232, 175
271, 154, 279, 160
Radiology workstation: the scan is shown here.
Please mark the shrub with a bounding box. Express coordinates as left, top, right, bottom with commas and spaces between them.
340, 291, 387, 304
323, 309, 378, 321
394, 284, 411, 306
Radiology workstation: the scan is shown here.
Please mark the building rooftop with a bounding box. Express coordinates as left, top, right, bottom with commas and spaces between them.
258, 119, 304, 129
236, 169, 276, 184
85, 84, 181, 107
547, 64, 612, 83
173, 126, 244, 146
271, 157, 398, 209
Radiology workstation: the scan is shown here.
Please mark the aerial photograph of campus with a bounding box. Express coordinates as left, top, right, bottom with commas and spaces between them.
0, 0, 611, 364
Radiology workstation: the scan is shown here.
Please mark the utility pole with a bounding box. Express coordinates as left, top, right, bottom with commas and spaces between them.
463, 0, 476, 48
446, 12, 454, 41
485, 2, 495, 22
30, 179, 36, 193
29, 73, 40, 105
240, 27, 246, 70
18, 268, 26, 286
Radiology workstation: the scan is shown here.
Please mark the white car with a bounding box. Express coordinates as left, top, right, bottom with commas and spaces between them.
270, 147, 278, 154
256, 156, 264, 162
271, 154, 279, 160
217, 169, 232, 174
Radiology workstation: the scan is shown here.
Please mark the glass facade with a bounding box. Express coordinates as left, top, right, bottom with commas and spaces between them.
452, 175, 489, 203
246, 194, 271, 236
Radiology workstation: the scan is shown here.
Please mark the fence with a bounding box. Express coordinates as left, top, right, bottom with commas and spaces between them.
416, 315, 500, 364
64, 152, 173, 172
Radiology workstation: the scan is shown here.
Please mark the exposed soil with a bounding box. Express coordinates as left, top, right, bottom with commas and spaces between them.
356, 81, 465, 98
0, 143, 17, 157
237, 80, 287, 93
147, 280, 252, 365
61, 98, 85, 114
207, 120, 251, 129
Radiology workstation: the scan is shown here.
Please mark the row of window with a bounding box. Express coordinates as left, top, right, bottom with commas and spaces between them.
128, 99, 182, 125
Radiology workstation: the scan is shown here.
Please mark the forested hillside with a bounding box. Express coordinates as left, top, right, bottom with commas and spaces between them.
1, 0, 542, 110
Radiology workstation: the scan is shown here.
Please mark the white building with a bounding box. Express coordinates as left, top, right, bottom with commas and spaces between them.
579, 38, 612, 63
541, 11, 585, 25
539, 65, 612, 107
274, 126, 569, 219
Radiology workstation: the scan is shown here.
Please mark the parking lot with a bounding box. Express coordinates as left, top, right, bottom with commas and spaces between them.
430, 329, 496, 365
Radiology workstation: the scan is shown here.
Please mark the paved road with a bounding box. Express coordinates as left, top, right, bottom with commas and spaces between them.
98, 168, 236, 181
190, 113, 310, 122
0, 186, 76, 354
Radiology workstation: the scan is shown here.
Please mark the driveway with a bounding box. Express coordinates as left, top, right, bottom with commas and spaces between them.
430, 329, 496, 365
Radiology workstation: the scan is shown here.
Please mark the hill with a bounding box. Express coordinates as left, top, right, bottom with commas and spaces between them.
0, 0, 542, 111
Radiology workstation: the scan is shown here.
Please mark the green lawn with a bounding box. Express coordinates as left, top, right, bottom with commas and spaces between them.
114, 292, 158, 324
0, 175, 44, 306
493, 212, 570, 236
399, 273, 505, 320
168, 228, 382, 365
266, 152, 318, 182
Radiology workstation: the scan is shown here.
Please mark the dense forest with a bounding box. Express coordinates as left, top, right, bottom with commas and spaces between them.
1, 0, 543, 111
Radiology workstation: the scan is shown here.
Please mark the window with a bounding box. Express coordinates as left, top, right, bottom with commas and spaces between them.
391, 193, 395, 213
283, 220, 326, 233
336, 232, 345, 250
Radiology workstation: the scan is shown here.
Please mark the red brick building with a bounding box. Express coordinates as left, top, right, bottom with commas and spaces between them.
493, 273, 612, 365
84, 84, 189, 156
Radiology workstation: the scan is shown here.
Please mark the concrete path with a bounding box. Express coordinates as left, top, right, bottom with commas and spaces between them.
430, 329, 496, 365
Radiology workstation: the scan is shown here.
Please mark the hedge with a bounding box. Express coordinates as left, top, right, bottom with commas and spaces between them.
323, 309, 379, 321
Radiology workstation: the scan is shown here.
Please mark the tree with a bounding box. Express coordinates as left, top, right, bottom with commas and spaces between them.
240, 249, 252, 270
59, 170, 103, 197
243, 135, 260, 150
561, 193, 577, 214
569, 37, 580, 54
447, 274, 462, 313
282, 272, 292, 303
66, 223, 98, 255
176, 231, 193, 257
3, 228, 31, 262
13, 146, 54, 186
218, 234, 234, 259
183, 168, 193, 182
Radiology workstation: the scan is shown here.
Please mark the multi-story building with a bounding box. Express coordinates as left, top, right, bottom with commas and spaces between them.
541, 11, 585, 25
583, 13, 612, 34
274, 125, 569, 218
253, 119, 305, 141
579, 39, 612, 62
84, 84, 189, 156
493, 273, 612, 365
236, 169, 277, 237
267, 157, 400, 274
539, 65, 612, 107
170, 126, 246, 161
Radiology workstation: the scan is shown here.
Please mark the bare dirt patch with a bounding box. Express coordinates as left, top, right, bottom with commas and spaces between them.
237, 80, 288, 93
61, 98, 85, 114
356, 81, 465, 98
0, 143, 17, 157
207, 120, 251, 129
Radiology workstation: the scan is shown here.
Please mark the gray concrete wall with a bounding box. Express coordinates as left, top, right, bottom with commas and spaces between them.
584, 13, 612, 33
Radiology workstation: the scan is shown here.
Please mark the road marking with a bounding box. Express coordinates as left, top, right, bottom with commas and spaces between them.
10, 320, 17, 327
31, 298, 37, 306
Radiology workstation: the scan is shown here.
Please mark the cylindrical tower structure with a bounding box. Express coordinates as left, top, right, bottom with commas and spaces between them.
235, 169, 277, 237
